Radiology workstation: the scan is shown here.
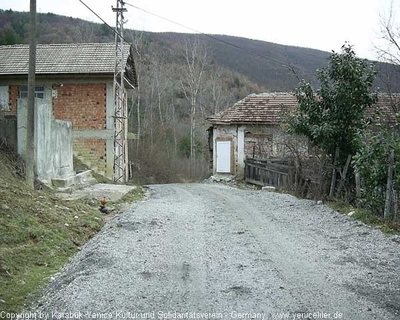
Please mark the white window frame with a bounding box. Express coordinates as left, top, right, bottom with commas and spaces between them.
19, 85, 46, 99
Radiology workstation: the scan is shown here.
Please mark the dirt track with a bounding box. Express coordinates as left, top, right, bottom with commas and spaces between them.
32, 183, 400, 319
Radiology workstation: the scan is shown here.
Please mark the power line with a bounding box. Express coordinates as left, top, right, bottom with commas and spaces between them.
78, 0, 307, 75
124, 2, 292, 69
78, 0, 123, 40
77, 0, 311, 86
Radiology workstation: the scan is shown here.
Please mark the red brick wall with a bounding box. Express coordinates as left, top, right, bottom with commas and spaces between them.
74, 138, 107, 173
0, 85, 18, 117
52, 83, 106, 130
53, 83, 108, 174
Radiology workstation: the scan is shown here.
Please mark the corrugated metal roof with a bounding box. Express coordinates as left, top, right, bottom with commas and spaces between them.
0, 43, 136, 81
208, 92, 398, 125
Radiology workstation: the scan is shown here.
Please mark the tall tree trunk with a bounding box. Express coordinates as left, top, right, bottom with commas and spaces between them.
136, 84, 141, 156
148, 85, 154, 147
172, 91, 177, 154
336, 154, 352, 197
190, 98, 196, 162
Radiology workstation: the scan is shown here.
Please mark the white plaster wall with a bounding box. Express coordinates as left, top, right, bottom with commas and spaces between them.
106, 81, 114, 179
237, 126, 246, 178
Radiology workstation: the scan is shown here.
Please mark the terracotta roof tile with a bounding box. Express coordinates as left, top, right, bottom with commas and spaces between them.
207, 93, 297, 125
0, 43, 137, 86
208, 93, 398, 125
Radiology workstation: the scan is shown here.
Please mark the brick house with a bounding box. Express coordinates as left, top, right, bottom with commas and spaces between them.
207, 92, 398, 179
0, 43, 137, 179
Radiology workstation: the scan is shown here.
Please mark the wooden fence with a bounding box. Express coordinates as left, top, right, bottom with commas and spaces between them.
245, 155, 399, 220
244, 158, 292, 188
244, 157, 321, 194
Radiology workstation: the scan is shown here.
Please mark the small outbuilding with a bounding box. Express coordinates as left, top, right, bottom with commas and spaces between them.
207, 93, 301, 178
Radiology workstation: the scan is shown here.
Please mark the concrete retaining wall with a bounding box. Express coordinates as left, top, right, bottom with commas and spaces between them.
18, 99, 74, 182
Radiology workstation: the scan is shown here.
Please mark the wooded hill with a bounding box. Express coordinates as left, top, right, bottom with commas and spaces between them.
2, 9, 398, 92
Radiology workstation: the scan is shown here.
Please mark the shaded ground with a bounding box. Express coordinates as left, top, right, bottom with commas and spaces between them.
31, 183, 400, 319
0, 149, 104, 312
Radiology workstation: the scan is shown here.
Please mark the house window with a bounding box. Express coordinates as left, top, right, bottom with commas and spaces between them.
19, 85, 45, 99
0, 86, 9, 111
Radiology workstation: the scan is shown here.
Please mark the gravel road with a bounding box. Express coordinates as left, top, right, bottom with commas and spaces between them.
31, 183, 400, 320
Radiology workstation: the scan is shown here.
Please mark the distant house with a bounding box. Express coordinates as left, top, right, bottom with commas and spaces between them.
207, 92, 398, 179
0, 43, 137, 179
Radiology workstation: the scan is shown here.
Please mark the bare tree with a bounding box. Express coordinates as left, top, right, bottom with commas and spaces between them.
180, 37, 208, 165
76, 21, 96, 43
375, 0, 400, 114
376, 1, 400, 65
130, 31, 145, 155
150, 54, 168, 129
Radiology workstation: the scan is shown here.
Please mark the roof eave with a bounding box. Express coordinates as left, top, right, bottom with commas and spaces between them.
208, 120, 282, 126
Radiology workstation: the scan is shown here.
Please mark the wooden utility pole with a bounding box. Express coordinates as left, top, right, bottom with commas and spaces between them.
26, 0, 37, 188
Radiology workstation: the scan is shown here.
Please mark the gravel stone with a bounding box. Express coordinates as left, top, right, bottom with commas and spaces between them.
30, 183, 400, 319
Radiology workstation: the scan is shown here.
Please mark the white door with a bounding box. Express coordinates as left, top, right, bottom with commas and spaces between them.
216, 141, 231, 173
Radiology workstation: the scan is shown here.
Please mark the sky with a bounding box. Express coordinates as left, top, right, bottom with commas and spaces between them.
0, 0, 396, 60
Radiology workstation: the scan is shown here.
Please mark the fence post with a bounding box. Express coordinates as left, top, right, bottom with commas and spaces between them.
329, 146, 339, 198
355, 167, 361, 201
384, 149, 395, 221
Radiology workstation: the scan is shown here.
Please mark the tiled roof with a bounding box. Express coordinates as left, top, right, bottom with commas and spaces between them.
0, 43, 137, 86
207, 93, 297, 125
371, 94, 400, 124
208, 93, 398, 125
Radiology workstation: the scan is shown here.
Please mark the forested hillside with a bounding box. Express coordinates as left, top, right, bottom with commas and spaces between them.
0, 8, 332, 91
1, 9, 399, 183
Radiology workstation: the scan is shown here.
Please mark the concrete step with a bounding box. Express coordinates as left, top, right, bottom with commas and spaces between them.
52, 170, 97, 193
76, 170, 97, 187
52, 175, 76, 188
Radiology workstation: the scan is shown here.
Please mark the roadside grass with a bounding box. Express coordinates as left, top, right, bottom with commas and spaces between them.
0, 150, 143, 313
327, 200, 400, 234
260, 180, 400, 235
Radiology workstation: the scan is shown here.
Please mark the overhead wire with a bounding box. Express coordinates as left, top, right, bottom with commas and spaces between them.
77, 0, 311, 88
78, 0, 120, 39
123, 1, 297, 71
